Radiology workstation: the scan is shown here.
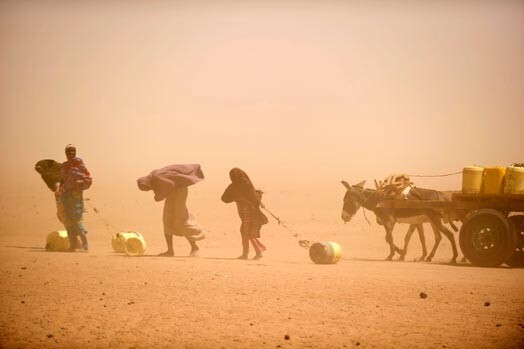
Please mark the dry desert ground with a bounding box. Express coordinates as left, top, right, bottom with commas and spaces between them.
1, 185, 523, 348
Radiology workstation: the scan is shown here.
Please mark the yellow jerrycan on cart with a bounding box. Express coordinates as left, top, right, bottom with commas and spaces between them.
504, 165, 524, 194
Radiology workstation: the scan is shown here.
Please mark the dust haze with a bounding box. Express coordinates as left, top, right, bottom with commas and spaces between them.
1, 1, 523, 348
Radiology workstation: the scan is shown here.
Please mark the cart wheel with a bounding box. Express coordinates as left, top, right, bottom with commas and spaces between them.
459, 209, 517, 267
505, 215, 524, 268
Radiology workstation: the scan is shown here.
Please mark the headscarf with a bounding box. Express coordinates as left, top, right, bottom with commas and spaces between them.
137, 164, 204, 201
221, 168, 259, 205
221, 168, 268, 224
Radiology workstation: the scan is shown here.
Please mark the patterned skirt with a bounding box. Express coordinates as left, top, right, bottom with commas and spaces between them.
60, 190, 85, 233
236, 201, 262, 238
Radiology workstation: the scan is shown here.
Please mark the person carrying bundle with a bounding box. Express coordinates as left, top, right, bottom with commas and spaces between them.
221, 168, 268, 260
59, 144, 92, 252
137, 164, 206, 257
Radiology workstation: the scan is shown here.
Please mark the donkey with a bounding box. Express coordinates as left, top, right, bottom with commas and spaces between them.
341, 180, 458, 264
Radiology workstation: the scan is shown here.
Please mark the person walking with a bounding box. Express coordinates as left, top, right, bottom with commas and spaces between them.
137, 164, 206, 257
59, 144, 92, 252
221, 168, 268, 260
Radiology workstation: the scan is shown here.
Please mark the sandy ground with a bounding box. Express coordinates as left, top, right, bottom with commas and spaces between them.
1, 187, 523, 348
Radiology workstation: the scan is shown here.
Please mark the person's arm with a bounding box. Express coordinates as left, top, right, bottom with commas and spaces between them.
243, 187, 262, 207
221, 184, 237, 203
76, 161, 92, 189
255, 190, 265, 208
54, 181, 62, 197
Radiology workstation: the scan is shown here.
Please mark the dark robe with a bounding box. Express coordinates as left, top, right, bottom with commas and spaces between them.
221, 168, 268, 232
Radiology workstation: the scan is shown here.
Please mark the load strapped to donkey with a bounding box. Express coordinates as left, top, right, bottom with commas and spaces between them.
376, 166, 524, 268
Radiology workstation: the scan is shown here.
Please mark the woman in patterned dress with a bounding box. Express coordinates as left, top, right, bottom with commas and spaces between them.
221, 168, 268, 260
59, 144, 92, 252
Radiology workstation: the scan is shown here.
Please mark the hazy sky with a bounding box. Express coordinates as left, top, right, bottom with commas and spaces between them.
1, 0, 523, 193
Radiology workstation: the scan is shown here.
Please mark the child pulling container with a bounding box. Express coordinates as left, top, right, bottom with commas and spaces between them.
221, 168, 268, 259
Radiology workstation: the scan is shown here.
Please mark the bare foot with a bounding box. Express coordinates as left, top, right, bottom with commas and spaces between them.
253, 253, 263, 260
158, 251, 174, 257
189, 244, 199, 257
237, 254, 248, 260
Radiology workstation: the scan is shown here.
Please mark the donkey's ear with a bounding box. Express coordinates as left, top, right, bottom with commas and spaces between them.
341, 180, 350, 190
354, 180, 366, 188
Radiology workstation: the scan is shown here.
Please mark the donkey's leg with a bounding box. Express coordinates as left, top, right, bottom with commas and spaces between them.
384, 224, 402, 261
384, 230, 394, 261
401, 225, 417, 261
426, 223, 441, 262
416, 223, 427, 261
435, 221, 458, 264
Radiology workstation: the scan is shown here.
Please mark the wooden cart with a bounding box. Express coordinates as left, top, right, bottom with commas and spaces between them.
378, 193, 524, 267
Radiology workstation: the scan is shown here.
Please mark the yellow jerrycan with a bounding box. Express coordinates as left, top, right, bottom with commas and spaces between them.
309, 241, 342, 264
111, 233, 126, 253
462, 166, 484, 194
504, 165, 524, 194
112, 232, 146, 256
45, 230, 80, 251
483, 167, 506, 194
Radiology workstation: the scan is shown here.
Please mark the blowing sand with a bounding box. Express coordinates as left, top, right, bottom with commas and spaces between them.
1, 187, 523, 348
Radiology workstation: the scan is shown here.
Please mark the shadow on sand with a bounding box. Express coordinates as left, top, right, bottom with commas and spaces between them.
346, 256, 512, 269
6, 245, 45, 250
106, 253, 191, 260
6, 245, 48, 253
202, 257, 245, 261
